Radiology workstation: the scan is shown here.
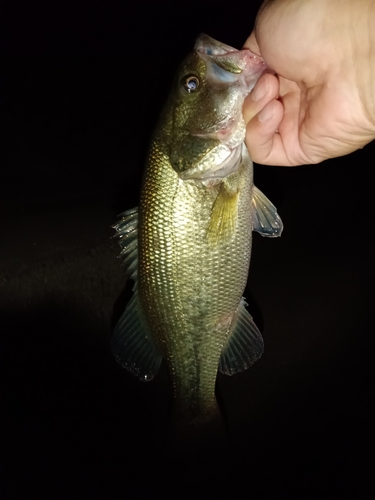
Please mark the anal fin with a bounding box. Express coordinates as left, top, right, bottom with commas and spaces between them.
111, 207, 162, 381
219, 298, 264, 376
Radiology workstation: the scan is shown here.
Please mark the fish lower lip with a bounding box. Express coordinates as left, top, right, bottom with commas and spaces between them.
193, 115, 239, 139
197, 145, 242, 180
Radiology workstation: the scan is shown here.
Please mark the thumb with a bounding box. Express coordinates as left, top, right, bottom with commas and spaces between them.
243, 31, 261, 55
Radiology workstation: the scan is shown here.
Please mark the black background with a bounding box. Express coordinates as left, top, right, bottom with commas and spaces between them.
1, 1, 374, 498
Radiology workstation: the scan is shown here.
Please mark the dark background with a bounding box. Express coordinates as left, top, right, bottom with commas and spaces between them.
1, 1, 374, 498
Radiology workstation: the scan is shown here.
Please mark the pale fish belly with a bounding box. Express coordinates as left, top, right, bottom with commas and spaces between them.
138, 138, 253, 418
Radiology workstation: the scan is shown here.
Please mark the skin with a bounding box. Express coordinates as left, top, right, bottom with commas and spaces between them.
243, 0, 375, 166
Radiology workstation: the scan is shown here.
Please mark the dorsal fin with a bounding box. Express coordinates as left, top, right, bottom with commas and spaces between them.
112, 207, 138, 280
111, 207, 163, 381
219, 298, 263, 376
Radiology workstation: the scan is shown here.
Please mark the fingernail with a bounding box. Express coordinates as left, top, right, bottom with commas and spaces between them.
258, 102, 275, 123
251, 79, 268, 102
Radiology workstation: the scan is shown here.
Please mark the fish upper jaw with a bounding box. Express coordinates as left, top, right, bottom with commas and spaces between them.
194, 33, 240, 56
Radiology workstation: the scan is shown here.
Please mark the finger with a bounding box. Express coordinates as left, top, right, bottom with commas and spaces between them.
245, 99, 296, 166
243, 73, 279, 124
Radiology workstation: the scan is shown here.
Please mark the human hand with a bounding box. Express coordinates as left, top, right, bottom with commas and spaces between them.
243, 0, 375, 166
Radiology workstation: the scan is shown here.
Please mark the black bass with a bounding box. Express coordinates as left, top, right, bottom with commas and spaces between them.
112, 34, 283, 425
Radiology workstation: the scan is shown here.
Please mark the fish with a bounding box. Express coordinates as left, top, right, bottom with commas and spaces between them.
111, 34, 283, 427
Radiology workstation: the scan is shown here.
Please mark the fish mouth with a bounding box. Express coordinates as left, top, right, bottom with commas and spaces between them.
194, 34, 267, 92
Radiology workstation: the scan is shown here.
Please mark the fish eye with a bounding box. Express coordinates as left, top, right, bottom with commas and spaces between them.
183, 75, 200, 93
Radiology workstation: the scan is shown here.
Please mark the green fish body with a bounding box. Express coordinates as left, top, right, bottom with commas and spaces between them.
112, 35, 283, 425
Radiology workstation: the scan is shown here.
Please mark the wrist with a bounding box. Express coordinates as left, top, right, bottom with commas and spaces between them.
348, 0, 375, 129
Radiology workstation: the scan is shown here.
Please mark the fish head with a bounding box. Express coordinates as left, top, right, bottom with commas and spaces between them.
165, 34, 267, 181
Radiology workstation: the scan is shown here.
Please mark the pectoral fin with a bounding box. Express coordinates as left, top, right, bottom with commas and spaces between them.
207, 181, 239, 245
251, 186, 283, 237
219, 298, 263, 376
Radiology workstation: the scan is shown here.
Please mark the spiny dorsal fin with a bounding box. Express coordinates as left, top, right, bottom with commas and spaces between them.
219, 298, 263, 376
112, 207, 138, 280
111, 207, 162, 380
111, 290, 162, 382
251, 186, 283, 237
